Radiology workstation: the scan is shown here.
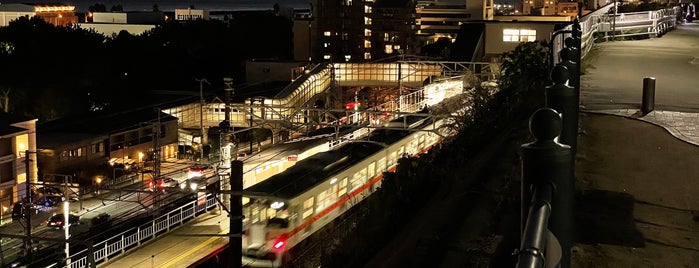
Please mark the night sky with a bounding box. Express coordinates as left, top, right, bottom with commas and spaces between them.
0, 0, 311, 12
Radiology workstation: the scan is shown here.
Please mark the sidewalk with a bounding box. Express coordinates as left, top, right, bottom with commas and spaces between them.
572, 109, 699, 267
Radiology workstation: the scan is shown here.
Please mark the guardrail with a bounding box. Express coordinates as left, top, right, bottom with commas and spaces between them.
553, 4, 681, 61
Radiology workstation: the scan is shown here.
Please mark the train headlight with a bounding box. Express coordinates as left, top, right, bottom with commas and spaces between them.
190, 182, 198, 191
270, 201, 285, 210
180, 183, 187, 190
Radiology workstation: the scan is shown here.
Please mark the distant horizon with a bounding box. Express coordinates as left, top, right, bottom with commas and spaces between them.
0, 0, 311, 12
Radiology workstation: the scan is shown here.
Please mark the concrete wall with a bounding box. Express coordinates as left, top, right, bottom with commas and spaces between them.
78, 23, 156, 36
0, 12, 34, 27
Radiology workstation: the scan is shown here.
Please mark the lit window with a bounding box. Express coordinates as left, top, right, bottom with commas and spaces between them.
364, 17, 372, 25
324, 31, 332, 36
365, 5, 372, 13
342, 33, 348, 40
385, 44, 393, 54
303, 197, 314, 219
394, 45, 401, 50
343, 0, 352, 5
324, 42, 330, 48
323, 54, 331, 59
364, 52, 371, 60
503, 28, 536, 42
384, 33, 389, 42
364, 29, 372, 37
364, 40, 371, 48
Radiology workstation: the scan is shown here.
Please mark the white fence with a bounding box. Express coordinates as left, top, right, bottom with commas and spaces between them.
46, 194, 218, 268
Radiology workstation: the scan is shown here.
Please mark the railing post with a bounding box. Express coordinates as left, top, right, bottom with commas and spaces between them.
137, 226, 141, 246
545, 65, 576, 150
520, 108, 572, 268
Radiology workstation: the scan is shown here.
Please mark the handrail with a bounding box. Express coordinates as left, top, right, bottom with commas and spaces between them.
516, 183, 554, 268
552, 4, 680, 63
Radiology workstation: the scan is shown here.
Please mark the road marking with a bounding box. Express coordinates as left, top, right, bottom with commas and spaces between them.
158, 227, 229, 268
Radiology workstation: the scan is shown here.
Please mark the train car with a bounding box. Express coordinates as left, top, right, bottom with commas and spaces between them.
240, 125, 370, 188
241, 115, 445, 267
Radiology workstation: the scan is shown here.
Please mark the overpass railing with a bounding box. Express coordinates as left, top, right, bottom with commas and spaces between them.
553, 4, 681, 61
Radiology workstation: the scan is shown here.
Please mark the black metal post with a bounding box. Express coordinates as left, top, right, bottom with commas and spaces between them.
545, 65, 576, 151
641, 77, 656, 115
249, 100, 254, 154
520, 108, 572, 268
24, 150, 32, 256
230, 160, 243, 268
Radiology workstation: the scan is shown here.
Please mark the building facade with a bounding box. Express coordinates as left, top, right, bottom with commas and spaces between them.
37, 109, 179, 184
0, 3, 77, 27
79, 11, 164, 36
312, 0, 419, 62
0, 113, 37, 220
416, 0, 494, 44
174, 8, 210, 21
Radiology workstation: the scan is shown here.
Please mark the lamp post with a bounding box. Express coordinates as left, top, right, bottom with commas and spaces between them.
63, 199, 70, 268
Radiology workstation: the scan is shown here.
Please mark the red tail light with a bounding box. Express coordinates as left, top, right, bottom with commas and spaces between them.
272, 233, 288, 251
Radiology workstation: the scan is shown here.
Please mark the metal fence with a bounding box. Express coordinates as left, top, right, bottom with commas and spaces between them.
45, 193, 218, 268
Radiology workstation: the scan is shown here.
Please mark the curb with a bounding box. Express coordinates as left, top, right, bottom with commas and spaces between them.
581, 109, 699, 147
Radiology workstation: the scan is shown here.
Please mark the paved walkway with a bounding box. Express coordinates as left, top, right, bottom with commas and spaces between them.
588, 109, 699, 146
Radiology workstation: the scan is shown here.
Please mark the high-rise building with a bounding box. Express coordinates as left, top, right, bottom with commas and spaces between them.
416, 0, 494, 44
313, 0, 418, 62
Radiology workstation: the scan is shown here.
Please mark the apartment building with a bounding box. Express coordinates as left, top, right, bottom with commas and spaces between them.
0, 113, 37, 219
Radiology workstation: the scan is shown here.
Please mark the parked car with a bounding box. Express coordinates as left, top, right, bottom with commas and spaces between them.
46, 213, 80, 228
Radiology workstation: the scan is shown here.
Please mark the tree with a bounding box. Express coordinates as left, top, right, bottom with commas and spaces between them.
88, 3, 107, 12
110, 4, 123, 12
499, 40, 551, 96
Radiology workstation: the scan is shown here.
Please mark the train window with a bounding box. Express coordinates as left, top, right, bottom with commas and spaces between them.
350, 170, 366, 192
302, 197, 314, 219
368, 162, 376, 178
378, 158, 386, 172
341, 178, 348, 188
251, 207, 261, 224
398, 146, 405, 157
317, 187, 336, 212
389, 152, 397, 166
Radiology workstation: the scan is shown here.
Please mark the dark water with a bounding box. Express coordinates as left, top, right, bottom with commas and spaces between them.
0, 0, 310, 12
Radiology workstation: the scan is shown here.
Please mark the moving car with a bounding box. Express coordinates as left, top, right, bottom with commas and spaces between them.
148, 177, 179, 190
46, 213, 80, 228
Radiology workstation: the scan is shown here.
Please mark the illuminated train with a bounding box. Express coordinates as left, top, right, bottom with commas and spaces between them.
241, 114, 447, 267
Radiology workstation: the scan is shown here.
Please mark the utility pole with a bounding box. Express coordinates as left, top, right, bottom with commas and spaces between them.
154, 108, 161, 179
23, 150, 34, 256
229, 160, 243, 268
196, 78, 210, 162
398, 49, 405, 113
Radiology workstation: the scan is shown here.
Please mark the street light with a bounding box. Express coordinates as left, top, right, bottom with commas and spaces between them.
95, 176, 103, 195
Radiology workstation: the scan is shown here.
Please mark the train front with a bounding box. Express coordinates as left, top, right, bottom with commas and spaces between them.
242, 197, 292, 267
